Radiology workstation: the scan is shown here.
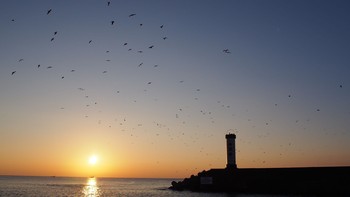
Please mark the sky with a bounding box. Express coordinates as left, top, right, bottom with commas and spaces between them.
1, 0, 350, 178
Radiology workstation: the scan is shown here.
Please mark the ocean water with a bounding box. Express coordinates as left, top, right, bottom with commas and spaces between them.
0, 176, 305, 197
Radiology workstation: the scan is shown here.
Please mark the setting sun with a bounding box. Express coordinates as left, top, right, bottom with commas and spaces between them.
88, 155, 98, 165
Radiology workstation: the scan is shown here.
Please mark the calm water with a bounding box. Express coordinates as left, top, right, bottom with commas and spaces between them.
0, 176, 311, 197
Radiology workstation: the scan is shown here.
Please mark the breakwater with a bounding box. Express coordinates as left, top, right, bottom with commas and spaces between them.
170, 166, 350, 195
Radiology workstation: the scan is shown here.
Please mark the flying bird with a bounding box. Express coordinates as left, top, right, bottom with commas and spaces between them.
160, 25, 164, 28
103, 71, 107, 73
37, 64, 41, 68
148, 45, 154, 49
54, 31, 57, 35
11, 19, 15, 22
223, 49, 231, 54
138, 62, 143, 67
47, 9, 52, 15
111, 20, 115, 25
137, 50, 143, 53
11, 71, 16, 75
129, 14, 136, 17
61, 76, 64, 79
71, 69, 75, 72
340, 85, 343, 88
47, 66, 52, 69
51, 37, 54, 41
123, 43, 128, 46
89, 40, 92, 43
18, 59, 24, 62
107, 1, 110, 6
163, 37, 168, 40
147, 82, 152, 84
139, 23, 143, 26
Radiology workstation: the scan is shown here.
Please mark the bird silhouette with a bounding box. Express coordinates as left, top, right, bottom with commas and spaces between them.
11, 71, 16, 75
54, 31, 57, 35
89, 40, 92, 43
71, 70, 75, 72
129, 14, 136, 17
340, 85, 343, 88
148, 82, 152, 84
223, 49, 231, 54
103, 71, 107, 73
139, 23, 143, 26
47, 9, 52, 15
18, 59, 24, 62
123, 43, 128, 46
148, 45, 154, 49
137, 50, 143, 53
138, 63, 143, 67
160, 25, 164, 28
47, 66, 52, 69
107, 1, 110, 6
51, 37, 54, 41
163, 37, 168, 40
111, 21, 115, 25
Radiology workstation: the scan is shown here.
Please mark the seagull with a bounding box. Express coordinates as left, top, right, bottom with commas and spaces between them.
123, 43, 128, 46
223, 49, 231, 54
160, 25, 164, 28
11, 19, 15, 22
162, 37, 168, 40
37, 64, 41, 68
18, 59, 24, 62
71, 69, 75, 72
103, 71, 107, 73
111, 20, 115, 25
138, 62, 143, 67
47, 9, 52, 15
11, 71, 16, 75
61, 76, 64, 79
129, 14, 136, 17
89, 40, 92, 43
106, 50, 110, 53
340, 85, 343, 88
148, 45, 154, 49
47, 66, 52, 69
137, 50, 143, 53
54, 31, 57, 35
139, 23, 143, 26
51, 37, 54, 41
107, 1, 110, 6
147, 82, 152, 84
128, 49, 132, 51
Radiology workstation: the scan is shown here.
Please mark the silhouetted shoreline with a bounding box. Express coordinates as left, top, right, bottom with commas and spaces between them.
170, 166, 350, 195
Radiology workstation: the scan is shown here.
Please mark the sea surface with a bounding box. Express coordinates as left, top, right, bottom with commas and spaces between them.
0, 176, 316, 197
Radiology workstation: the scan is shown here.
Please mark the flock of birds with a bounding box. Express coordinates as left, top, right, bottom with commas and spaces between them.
4, 1, 348, 171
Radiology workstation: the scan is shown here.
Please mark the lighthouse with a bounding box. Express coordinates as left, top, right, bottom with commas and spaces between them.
226, 133, 237, 169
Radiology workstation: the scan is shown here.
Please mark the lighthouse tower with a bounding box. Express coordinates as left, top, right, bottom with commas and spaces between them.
226, 133, 237, 169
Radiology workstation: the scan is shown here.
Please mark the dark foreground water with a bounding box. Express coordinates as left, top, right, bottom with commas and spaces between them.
0, 176, 320, 197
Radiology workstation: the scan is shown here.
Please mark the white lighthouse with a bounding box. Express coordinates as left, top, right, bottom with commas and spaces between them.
226, 133, 237, 169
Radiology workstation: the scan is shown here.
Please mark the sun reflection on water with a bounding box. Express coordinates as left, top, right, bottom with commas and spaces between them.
82, 177, 101, 197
